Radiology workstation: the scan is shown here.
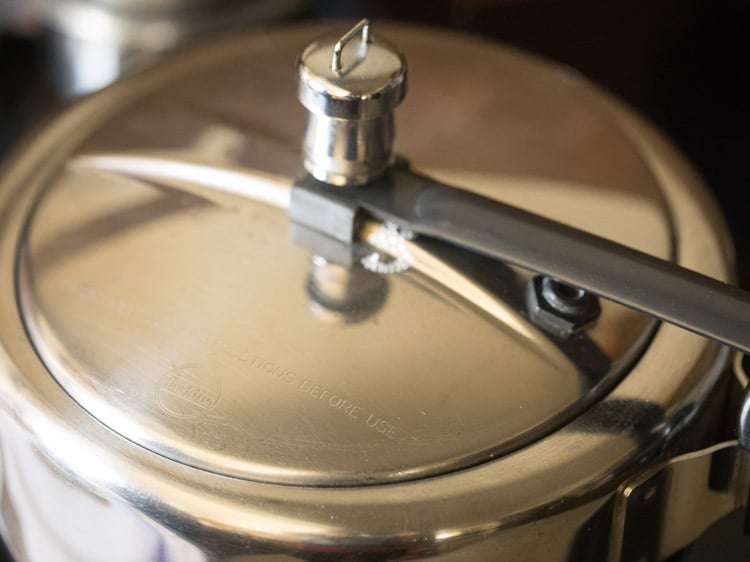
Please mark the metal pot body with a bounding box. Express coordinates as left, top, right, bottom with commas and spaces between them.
0, 22, 744, 561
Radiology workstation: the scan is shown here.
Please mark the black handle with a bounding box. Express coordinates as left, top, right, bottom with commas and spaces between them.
356, 170, 750, 355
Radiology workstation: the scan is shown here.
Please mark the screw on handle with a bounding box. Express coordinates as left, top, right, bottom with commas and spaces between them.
331, 18, 371, 73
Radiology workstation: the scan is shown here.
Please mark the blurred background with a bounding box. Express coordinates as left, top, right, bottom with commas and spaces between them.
0, 0, 747, 560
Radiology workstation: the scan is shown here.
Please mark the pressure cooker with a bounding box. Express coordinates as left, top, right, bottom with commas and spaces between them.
0, 18, 749, 562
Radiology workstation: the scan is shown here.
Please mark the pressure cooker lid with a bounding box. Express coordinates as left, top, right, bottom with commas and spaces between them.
15, 23, 672, 486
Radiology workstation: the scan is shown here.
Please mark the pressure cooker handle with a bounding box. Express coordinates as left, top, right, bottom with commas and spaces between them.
351, 169, 750, 355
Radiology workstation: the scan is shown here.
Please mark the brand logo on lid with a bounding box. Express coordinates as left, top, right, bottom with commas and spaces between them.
157, 364, 222, 418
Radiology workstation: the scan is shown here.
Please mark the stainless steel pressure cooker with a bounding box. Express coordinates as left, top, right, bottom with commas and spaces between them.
1, 19, 749, 562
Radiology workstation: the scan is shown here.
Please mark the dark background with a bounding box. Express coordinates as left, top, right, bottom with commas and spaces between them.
0, 0, 748, 560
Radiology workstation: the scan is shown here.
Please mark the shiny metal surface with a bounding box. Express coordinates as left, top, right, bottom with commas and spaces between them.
89, 0, 243, 15
43, 0, 310, 50
16, 24, 668, 487
37, 0, 310, 96
0, 22, 735, 561
297, 20, 406, 186
297, 21, 406, 120
740, 389, 750, 450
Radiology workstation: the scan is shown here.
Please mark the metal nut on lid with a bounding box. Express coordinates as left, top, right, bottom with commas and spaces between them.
296, 18, 407, 186
526, 275, 601, 338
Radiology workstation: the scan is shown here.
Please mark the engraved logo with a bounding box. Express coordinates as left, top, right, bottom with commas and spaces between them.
157, 364, 221, 418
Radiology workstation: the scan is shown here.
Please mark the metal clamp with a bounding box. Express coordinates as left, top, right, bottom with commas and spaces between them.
608, 359, 750, 561
609, 441, 750, 561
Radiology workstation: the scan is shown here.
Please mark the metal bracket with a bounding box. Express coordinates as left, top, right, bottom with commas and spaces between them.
609, 360, 750, 562
608, 441, 750, 562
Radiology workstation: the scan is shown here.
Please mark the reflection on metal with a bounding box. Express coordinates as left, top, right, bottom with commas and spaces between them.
306, 256, 389, 323
738, 376, 750, 452
33, 0, 311, 96
81, 150, 748, 358
52, 33, 122, 96
73, 150, 604, 379
72, 153, 293, 209
23, 147, 615, 486
734, 352, 749, 389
